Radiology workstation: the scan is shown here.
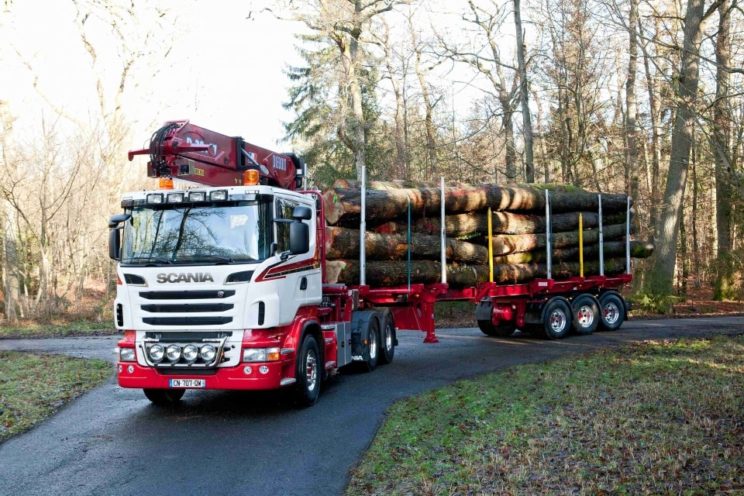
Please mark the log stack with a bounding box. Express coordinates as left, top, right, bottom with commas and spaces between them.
322, 180, 653, 287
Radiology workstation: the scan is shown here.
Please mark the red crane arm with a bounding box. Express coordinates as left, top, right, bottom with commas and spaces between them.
128, 120, 305, 190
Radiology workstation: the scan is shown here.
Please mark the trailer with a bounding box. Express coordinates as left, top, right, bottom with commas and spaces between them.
111, 121, 631, 406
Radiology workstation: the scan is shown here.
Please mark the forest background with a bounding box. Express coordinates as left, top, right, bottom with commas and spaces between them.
1, 0, 742, 325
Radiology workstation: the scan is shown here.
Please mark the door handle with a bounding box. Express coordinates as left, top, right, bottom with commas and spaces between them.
300, 277, 307, 290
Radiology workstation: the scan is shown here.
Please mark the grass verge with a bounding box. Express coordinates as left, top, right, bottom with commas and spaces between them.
0, 351, 112, 442
0, 321, 115, 339
348, 335, 744, 495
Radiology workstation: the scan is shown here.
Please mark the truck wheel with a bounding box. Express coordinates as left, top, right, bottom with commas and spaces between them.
598, 292, 626, 331
379, 313, 396, 365
541, 298, 572, 339
143, 388, 184, 406
294, 334, 321, 407
363, 318, 380, 372
571, 294, 600, 335
477, 320, 516, 337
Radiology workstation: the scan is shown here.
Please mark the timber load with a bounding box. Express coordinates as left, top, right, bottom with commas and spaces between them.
322, 180, 653, 287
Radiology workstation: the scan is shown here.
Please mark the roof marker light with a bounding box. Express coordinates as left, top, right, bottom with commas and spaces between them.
159, 177, 174, 190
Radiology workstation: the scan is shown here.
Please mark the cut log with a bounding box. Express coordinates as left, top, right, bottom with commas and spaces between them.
485, 223, 628, 256
491, 240, 654, 264
332, 179, 580, 191
374, 210, 631, 237
325, 226, 488, 264
326, 258, 628, 286
323, 185, 628, 225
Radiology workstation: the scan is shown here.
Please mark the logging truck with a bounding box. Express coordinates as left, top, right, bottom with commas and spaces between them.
111, 121, 632, 406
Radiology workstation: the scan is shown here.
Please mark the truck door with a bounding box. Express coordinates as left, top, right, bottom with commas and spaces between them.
274, 196, 322, 311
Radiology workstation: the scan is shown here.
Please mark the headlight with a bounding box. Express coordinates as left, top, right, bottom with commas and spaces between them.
200, 344, 217, 362
242, 347, 281, 362
148, 344, 164, 363
182, 344, 199, 363
166, 344, 182, 362
119, 347, 136, 362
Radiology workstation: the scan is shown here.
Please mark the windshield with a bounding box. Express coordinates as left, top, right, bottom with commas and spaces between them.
121, 198, 273, 265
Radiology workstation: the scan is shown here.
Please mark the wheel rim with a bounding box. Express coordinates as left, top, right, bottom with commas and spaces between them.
603, 302, 620, 325
384, 324, 393, 351
305, 349, 318, 391
369, 329, 377, 360
577, 305, 595, 328
549, 309, 567, 333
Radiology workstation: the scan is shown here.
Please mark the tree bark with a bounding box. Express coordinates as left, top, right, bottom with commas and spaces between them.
646, 0, 706, 297
486, 223, 628, 256
625, 0, 640, 203
326, 258, 629, 286
2, 200, 20, 323
513, 0, 534, 182
323, 185, 629, 225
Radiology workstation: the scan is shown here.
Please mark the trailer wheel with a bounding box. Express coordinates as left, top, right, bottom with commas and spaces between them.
143, 388, 184, 406
541, 298, 572, 339
379, 313, 396, 365
363, 317, 380, 372
477, 320, 516, 337
598, 292, 626, 331
571, 294, 600, 335
294, 334, 321, 407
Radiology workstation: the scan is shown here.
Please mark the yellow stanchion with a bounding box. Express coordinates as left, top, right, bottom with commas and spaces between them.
488, 207, 494, 283
579, 212, 584, 278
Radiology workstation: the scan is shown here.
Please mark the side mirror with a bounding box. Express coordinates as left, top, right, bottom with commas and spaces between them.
108, 213, 131, 228
289, 221, 309, 255
292, 205, 312, 221
109, 228, 121, 261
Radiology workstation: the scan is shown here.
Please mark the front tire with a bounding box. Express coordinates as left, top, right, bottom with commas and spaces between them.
143, 388, 184, 406
294, 334, 321, 407
571, 294, 600, 335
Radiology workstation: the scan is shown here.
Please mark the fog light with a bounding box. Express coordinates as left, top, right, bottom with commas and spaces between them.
200, 344, 216, 362
182, 344, 198, 363
166, 344, 182, 362
259, 365, 269, 375
243, 366, 252, 375
148, 344, 165, 363
127, 365, 134, 374
119, 347, 136, 362
118, 365, 123, 373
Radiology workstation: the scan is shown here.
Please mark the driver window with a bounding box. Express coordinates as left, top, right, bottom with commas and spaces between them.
275, 197, 299, 252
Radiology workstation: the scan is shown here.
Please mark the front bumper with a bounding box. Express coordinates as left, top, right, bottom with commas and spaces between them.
116, 360, 295, 391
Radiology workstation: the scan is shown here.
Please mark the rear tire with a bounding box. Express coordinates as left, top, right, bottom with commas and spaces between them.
379, 313, 396, 365
294, 334, 321, 407
571, 294, 600, 335
143, 388, 184, 406
598, 292, 626, 331
363, 318, 380, 372
540, 298, 572, 339
477, 320, 516, 337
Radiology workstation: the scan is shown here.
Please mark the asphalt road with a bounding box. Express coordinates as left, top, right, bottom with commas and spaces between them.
1, 316, 742, 496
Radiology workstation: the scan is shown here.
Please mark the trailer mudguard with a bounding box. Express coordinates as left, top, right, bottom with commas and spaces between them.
350, 310, 380, 358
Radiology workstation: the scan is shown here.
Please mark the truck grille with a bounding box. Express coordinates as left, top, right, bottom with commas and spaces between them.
141, 303, 233, 313
142, 317, 232, 326
139, 290, 235, 300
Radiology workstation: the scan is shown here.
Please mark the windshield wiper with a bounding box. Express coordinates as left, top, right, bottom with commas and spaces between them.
123, 256, 174, 266
190, 255, 236, 264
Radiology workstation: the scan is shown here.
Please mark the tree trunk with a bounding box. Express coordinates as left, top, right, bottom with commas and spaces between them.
323, 185, 629, 224
2, 201, 20, 323
712, 0, 735, 299
326, 258, 629, 286
625, 0, 640, 203
646, 0, 706, 297
513, 0, 534, 182
374, 210, 630, 237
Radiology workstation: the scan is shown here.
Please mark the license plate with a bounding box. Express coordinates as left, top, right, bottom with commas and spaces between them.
169, 379, 206, 389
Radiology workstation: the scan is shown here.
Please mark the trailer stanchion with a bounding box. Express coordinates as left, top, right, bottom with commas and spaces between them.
545, 189, 552, 279
440, 177, 447, 284
579, 213, 584, 278
360, 164, 366, 286
407, 198, 412, 291
598, 194, 604, 276
626, 196, 631, 274
488, 207, 494, 283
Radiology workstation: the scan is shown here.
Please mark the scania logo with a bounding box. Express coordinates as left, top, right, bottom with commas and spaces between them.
156, 273, 215, 283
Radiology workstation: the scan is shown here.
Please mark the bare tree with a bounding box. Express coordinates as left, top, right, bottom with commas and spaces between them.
513, 0, 535, 182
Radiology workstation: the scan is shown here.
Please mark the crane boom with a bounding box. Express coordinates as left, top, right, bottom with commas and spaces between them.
128, 120, 305, 190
